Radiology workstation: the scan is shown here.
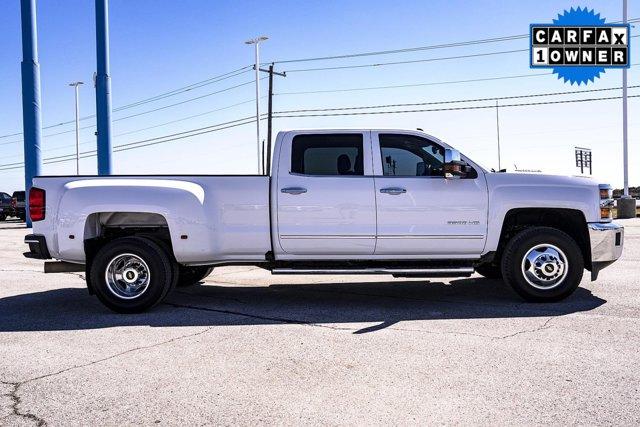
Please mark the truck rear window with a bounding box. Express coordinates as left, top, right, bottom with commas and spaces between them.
291, 134, 364, 176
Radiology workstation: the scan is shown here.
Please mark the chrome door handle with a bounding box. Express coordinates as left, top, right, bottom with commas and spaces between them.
281, 187, 307, 195
380, 187, 406, 195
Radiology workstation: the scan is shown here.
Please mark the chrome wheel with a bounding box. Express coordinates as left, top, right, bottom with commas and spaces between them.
105, 253, 151, 300
521, 244, 568, 290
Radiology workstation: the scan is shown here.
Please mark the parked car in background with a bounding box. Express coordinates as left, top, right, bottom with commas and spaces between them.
11, 191, 26, 221
0, 192, 13, 221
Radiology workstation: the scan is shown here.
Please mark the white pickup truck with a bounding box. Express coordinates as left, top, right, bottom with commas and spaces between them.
24, 129, 624, 313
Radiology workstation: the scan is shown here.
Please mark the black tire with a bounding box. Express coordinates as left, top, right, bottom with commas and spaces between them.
89, 237, 174, 313
177, 266, 214, 287
501, 226, 584, 302
475, 262, 502, 279
0, 214, 5, 221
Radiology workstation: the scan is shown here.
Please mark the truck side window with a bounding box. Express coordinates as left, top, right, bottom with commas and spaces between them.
379, 134, 445, 177
291, 134, 364, 176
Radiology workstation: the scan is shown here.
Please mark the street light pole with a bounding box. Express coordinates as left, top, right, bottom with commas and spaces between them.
69, 81, 83, 175
245, 36, 268, 175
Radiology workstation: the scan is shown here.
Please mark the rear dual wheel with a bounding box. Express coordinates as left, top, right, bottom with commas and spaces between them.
90, 237, 175, 313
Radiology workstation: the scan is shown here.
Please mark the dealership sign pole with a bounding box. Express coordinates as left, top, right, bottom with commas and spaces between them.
19, 0, 43, 227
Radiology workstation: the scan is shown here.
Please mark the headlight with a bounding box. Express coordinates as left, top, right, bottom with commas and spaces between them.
599, 184, 613, 221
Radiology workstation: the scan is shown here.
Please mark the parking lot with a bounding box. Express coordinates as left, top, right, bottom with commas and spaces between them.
0, 218, 639, 425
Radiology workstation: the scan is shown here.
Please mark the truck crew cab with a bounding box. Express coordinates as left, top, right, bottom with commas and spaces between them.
23, 129, 624, 313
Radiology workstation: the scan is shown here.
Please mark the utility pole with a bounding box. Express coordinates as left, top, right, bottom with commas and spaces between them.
259, 63, 286, 175
69, 81, 84, 175
95, 0, 113, 175
245, 36, 268, 174
19, 0, 43, 227
495, 100, 502, 171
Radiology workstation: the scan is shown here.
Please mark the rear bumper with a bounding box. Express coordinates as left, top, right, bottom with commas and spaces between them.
23, 234, 52, 260
588, 222, 624, 280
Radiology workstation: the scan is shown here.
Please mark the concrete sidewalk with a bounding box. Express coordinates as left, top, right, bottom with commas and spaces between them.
1, 218, 639, 425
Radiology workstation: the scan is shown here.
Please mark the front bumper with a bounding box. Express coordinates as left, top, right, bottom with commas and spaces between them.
588, 222, 624, 280
24, 234, 52, 260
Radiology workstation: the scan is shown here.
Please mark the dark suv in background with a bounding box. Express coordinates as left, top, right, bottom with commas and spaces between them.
11, 191, 26, 221
0, 192, 13, 221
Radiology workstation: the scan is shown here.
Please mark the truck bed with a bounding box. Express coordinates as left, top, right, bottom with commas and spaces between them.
32, 175, 271, 264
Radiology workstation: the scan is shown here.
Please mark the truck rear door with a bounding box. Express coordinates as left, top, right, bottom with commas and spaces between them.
275, 131, 376, 255
372, 131, 488, 256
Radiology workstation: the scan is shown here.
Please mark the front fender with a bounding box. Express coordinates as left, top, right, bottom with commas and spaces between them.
484, 174, 599, 252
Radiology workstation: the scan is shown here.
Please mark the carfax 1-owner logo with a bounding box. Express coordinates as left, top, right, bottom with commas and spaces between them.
530, 7, 630, 84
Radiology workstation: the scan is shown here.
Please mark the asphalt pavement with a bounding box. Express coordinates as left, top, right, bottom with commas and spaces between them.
1, 218, 639, 425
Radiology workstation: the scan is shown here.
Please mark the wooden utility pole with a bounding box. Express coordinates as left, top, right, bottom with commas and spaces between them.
258, 64, 286, 175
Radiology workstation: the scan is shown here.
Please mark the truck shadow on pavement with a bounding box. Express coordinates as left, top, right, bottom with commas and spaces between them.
0, 277, 606, 334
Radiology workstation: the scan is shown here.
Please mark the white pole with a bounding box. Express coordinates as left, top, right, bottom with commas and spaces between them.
495, 99, 501, 171
622, 0, 629, 197
254, 43, 261, 175
69, 81, 83, 175
74, 84, 80, 175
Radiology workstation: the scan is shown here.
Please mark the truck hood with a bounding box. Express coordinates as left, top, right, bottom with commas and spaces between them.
483, 172, 602, 223
484, 172, 600, 190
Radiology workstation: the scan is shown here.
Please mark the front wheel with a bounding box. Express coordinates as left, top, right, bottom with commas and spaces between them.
501, 227, 584, 302
90, 237, 175, 313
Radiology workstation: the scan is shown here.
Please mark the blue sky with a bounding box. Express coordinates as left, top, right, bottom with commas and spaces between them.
1, 0, 639, 191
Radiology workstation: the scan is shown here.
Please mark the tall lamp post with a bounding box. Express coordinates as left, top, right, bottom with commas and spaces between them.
69, 81, 83, 175
245, 36, 268, 174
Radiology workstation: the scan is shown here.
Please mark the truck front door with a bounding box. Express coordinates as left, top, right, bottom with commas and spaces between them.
275, 132, 376, 255
372, 131, 488, 256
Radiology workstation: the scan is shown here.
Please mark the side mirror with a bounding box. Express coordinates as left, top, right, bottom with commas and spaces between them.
444, 148, 467, 179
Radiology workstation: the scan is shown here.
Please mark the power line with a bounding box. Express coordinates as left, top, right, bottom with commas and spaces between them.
283, 48, 529, 73
3, 85, 637, 170
3, 20, 640, 140
0, 78, 262, 147
110, 99, 256, 139
276, 61, 640, 96
276, 72, 552, 95
0, 65, 252, 140
275, 84, 640, 114
274, 35, 528, 64
1, 96, 265, 162
109, 79, 260, 123
112, 66, 252, 111
273, 94, 640, 119
0, 116, 257, 171
274, 17, 640, 65
2, 91, 639, 171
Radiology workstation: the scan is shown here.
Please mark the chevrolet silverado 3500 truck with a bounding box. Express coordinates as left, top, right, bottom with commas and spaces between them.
24, 129, 624, 313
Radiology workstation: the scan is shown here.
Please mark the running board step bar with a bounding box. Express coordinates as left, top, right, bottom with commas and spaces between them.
271, 267, 474, 277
